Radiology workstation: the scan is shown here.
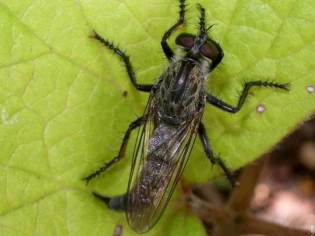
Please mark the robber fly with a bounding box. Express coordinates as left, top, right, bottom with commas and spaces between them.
84, 0, 288, 233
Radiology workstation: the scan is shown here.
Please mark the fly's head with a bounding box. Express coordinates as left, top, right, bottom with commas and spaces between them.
175, 4, 224, 75
156, 4, 224, 124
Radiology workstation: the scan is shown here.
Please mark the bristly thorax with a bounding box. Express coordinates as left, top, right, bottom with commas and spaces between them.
157, 59, 205, 122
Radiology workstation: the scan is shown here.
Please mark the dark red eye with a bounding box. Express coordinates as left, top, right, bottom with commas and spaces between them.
175, 33, 195, 49
199, 41, 219, 59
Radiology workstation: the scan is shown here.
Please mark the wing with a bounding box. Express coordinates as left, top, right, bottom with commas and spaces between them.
126, 94, 204, 233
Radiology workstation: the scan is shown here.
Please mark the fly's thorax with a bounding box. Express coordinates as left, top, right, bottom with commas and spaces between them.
157, 59, 207, 122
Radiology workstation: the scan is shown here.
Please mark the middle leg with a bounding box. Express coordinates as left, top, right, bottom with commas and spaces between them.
92, 31, 153, 92
207, 81, 289, 113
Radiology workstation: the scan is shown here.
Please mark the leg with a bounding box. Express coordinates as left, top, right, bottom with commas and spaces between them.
92, 30, 153, 92
198, 122, 235, 186
83, 116, 145, 184
207, 81, 289, 113
161, 0, 186, 60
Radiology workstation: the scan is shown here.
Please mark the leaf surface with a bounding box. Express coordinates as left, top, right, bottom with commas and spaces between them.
0, 0, 314, 235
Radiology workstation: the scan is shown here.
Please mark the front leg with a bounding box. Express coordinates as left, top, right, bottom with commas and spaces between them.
161, 0, 186, 60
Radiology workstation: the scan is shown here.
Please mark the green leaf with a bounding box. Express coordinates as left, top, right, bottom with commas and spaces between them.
0, 0, 314, 235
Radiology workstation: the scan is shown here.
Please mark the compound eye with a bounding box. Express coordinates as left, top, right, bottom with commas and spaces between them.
199, 41, 219, 60
175, 33, 195, 49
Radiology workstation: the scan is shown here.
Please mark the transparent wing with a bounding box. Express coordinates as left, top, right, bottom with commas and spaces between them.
126, 94, 203, 233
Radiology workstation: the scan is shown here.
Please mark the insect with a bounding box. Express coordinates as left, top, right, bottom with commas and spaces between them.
84, 0, 289, 233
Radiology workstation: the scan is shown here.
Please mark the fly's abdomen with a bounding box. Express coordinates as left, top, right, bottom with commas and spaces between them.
108, 194, 128, 211
125, 121, 196, 233
126, 153, 174, 232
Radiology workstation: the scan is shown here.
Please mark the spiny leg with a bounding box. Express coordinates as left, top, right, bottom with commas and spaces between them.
83, 116, 146, 184
91, 30, 153, 92
198, 122, 235, 186
161, 0, 186, 60
194, 4, 207, 45
207, 80, 289, 113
